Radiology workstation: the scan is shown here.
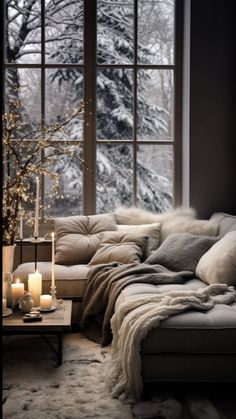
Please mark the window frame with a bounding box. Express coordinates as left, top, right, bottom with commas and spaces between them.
2, 0, 183, 218
84, 0, 183, 214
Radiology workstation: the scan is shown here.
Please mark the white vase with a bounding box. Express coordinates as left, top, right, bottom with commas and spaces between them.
2, 244, 16, 307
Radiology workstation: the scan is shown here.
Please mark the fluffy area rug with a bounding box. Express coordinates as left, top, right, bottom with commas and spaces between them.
2, 333, 236, 419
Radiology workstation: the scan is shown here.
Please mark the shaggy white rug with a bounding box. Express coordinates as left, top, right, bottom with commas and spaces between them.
2, 333, 235, 419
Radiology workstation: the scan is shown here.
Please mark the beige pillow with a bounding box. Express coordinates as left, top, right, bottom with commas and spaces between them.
196, 231, 236, 286
54, 213, 117, 264
117, 223, 161, 257
89, 231, 147, 265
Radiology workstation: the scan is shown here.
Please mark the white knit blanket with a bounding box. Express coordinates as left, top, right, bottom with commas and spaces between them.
109, 284, 236, 403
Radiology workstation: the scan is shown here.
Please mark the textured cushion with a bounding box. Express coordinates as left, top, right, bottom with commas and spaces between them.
114, 206, 219, 242
89, 231, 147, 265
160, 218, 219, 243
117, 223, 161, 257
54, 213, 117, 264
115, 206, 196, 225
13, 262, 90, 298
209, 212, 236, 236
145, 233, 219, 272
196, 231, 236, 286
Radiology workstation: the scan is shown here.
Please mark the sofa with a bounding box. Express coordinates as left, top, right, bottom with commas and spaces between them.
13, 209, 236, 391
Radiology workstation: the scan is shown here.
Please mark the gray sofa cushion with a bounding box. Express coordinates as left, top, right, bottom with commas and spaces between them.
115, 280, 236, 355
145, 233, 219, 272
54, 213, 117, 265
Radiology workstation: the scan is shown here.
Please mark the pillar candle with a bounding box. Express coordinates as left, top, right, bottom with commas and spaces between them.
11, 279, 24, 299
40, 294, 52, 309
28, 271, 42, 307
34, 177, 40, 238
51, 232, 55, 288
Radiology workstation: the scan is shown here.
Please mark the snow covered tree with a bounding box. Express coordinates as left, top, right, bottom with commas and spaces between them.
48, 1, 173, 213
4, 0, 174, 216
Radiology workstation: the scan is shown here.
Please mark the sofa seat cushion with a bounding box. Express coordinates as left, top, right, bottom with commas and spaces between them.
115, 279, 236, 355
13, 262, 90, 298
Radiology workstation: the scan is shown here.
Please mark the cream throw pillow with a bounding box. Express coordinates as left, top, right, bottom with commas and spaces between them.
196, 231, 236, 286
117, 223, 161, 257
89, 231, 147, 265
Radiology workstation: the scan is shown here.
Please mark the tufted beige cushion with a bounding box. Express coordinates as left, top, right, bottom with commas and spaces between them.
89, 231, 148, 265
117, 223, 161, 257
196, 231, 236, 286
54, 213, 117, 264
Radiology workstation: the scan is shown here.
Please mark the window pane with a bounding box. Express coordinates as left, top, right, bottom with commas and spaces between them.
137, 145, 173, 212
5, 0, 41, 64
45, 146, 83, 217
5, 68, 41, 138
45, 0, 83, 64
137, 69, 173, 141
45, 69, 83, 140
97, 69, 133, 140
97, 0, 133, 64
138, 0, 174, 65
96, 144, 133, 212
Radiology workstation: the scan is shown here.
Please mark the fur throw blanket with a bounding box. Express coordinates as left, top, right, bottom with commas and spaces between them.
114, 206, 219, 242
109, 284, 236, 403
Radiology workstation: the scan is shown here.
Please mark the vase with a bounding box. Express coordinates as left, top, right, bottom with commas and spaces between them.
21, 292, 34, 313
2, 244, 16, 307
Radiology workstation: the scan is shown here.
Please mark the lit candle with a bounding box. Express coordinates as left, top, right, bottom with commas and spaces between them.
11, 279, 24, 299
19, 215, 23, 240
2, 298, 7, 315
51, 232, 55, 288
34, 177, 40, 238
40, 294, 52, 309
28, 271, 42, 307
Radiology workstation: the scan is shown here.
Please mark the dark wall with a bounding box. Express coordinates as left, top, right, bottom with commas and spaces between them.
189, 0, 236, 218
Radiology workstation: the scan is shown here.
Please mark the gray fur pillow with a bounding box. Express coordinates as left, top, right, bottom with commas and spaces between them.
145, 233, 219, 272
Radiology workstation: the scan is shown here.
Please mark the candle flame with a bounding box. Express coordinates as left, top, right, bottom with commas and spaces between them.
51, 232, 55, 239
16, 278, 20, 284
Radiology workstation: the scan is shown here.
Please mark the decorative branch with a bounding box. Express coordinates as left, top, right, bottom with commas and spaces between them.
2, 94, 84, 245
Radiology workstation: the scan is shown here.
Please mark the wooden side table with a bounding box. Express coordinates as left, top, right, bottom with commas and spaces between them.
2, 300, 72, 366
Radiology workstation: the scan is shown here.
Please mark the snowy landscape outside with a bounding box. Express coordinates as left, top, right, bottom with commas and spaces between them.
4, 0, 175, 218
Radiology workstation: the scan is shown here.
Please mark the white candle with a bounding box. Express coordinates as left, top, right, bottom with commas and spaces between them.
28, 271, 42, 307
19, 215, 23, 240
51, 232, 55, 288
40, 294, 52, 309
2, 298, 7, 315
11, 279, 24, 299
34, 177, 40, 238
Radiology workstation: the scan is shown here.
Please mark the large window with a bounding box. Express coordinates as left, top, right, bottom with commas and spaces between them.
3, 0, 183, 218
